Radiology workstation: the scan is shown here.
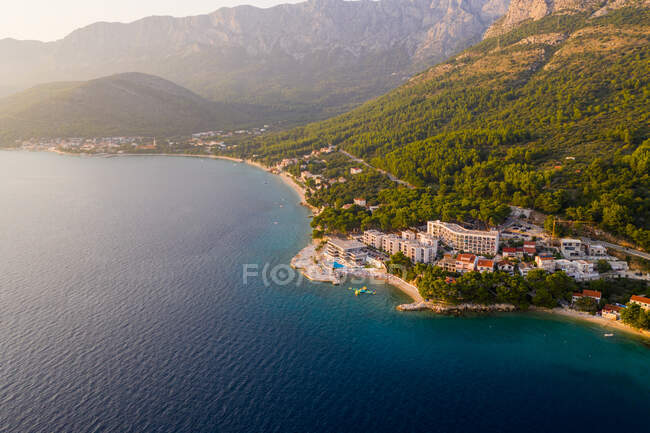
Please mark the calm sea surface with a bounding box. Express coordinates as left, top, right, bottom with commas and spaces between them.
0, 151, 648, 433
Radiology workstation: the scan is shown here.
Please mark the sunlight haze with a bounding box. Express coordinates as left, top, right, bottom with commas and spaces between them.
0, 0, 300, 41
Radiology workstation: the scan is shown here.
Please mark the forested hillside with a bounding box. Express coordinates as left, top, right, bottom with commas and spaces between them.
0, 73, 251, 140
235, 5, 650, 249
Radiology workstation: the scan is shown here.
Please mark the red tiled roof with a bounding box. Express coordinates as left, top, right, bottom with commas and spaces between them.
537, 256, 553, 261
457, 254, 476, 262
477, 259, 494, 268
582, 290, 602, 298
573, 292, 583, 298
603, 304, 622, 312
503, 247, 523, 253
524, 241, 536, 247
630, 295, 650, 305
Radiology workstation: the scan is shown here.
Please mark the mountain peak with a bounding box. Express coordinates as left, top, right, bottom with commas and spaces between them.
483, 0, 647, 38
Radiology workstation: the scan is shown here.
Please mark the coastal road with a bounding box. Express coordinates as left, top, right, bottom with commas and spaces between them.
340, 150, 414, 189
580, 237, 650, 261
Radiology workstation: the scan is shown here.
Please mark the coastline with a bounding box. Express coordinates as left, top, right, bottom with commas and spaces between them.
44, 149, 315, 214
530, 306, 650, 340
39, 149, 650, 341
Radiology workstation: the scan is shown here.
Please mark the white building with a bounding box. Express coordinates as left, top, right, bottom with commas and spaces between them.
353, 198, 367, 207
427, 220, 499, 256
401, 240, 436, 264
535, 256, 556, 272
362, 230, 384, 249
326, 238, 368, 266
608, 260, 629, 271
587, 244, 608, 258
401, 230, 417, 240
518, 262, 536, 277
382, 235, 403, 256
560, 239, 583, 259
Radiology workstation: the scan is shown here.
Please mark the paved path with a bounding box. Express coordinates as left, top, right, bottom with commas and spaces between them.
340, 150, 415, 189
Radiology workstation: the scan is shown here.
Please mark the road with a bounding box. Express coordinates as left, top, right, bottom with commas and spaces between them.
580, 237, 650, 261
340, 150, 414, 189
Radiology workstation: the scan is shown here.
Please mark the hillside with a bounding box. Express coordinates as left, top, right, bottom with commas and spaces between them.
236, 2, 650, 249
0, 73, 251, 141
0, 0, 509, 121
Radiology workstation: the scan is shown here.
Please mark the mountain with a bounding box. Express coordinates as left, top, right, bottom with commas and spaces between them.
0, 73, 252, 141
484, 0, 650, 37
241, 2, 650, 248
0, 0, 510, 121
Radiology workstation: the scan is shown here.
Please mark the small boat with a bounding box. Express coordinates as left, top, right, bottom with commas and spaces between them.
604, 333, 614, 337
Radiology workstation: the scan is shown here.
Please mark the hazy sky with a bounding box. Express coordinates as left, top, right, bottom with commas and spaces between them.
1, 0, 302, 42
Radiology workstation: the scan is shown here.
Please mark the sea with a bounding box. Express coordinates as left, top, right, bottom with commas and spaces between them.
0, 151, 648, 433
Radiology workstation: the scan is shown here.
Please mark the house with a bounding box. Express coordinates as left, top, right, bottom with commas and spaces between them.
455, 254, 477, 273
353, 198, 367, 207
350, 167, 363, 175
437, 254, 457, 272
476, 259, 495, 273
560, 239, 583, 259
608, 260, 629, 272
572, 289, 602, 304
523, 241, 537, 255
535, 256, 555, 272
630, 295, 650, 311
587, 244, 608, 258
518, 262, 536, 277
602, 304, 623, 320
502, 247, 524, 259
496, 260, 515, 274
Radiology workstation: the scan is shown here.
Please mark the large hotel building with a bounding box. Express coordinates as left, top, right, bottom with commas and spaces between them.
427, 220, 499, 256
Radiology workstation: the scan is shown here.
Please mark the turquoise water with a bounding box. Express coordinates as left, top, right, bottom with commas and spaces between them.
0, 151, 648, 433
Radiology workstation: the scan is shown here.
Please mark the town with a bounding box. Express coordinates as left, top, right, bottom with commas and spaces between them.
312, 216, 649, 325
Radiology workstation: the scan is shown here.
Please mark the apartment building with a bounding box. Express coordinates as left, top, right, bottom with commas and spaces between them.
381, 235, 403, 256
362, 230, 384, 249
427, 220, 499, 255
535, 256, 556, 272
476, 259, 495, 273
400, 240, 436, 264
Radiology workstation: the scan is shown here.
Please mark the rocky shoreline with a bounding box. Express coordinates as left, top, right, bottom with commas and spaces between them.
397, 302, 517, 314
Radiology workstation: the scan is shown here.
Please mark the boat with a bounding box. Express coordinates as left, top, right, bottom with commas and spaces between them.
604, 333, 614, 337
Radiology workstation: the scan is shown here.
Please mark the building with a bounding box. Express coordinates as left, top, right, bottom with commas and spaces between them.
417, 232, 438, 248
535, 256, 556, 272
574, 260, 599, 281
455, 254, 477, 273
630, 295, 650, 311
350, 167, 363, 175
518, 262, 536, 277
608, 260, 629, 272
362, 230, 384, 249
326, 238, 368, 266
560, 239, 583, 259
572, 290, 602, 304
437, 254, 457, 272
381, 235, 403, 256
587, 244, 608, 257
400, 240, 436, 264
523, 241, 537, 255
353, 198, 367, 207
401, 230, 417, 241
427, 220, 499, 256
476, 259, 495, 273
502, 247, 524, 259
496, 260, 515, 274
602, 305, 623, 320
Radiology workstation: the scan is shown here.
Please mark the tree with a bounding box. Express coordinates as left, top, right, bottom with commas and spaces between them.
574, 296, 597, 314
596, 260, 612, 274
532, 288, 556, 309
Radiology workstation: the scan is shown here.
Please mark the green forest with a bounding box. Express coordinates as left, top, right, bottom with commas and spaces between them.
230, 7, 650, 250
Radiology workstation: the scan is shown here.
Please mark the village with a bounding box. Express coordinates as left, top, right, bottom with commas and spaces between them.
293, 213, 649, 324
